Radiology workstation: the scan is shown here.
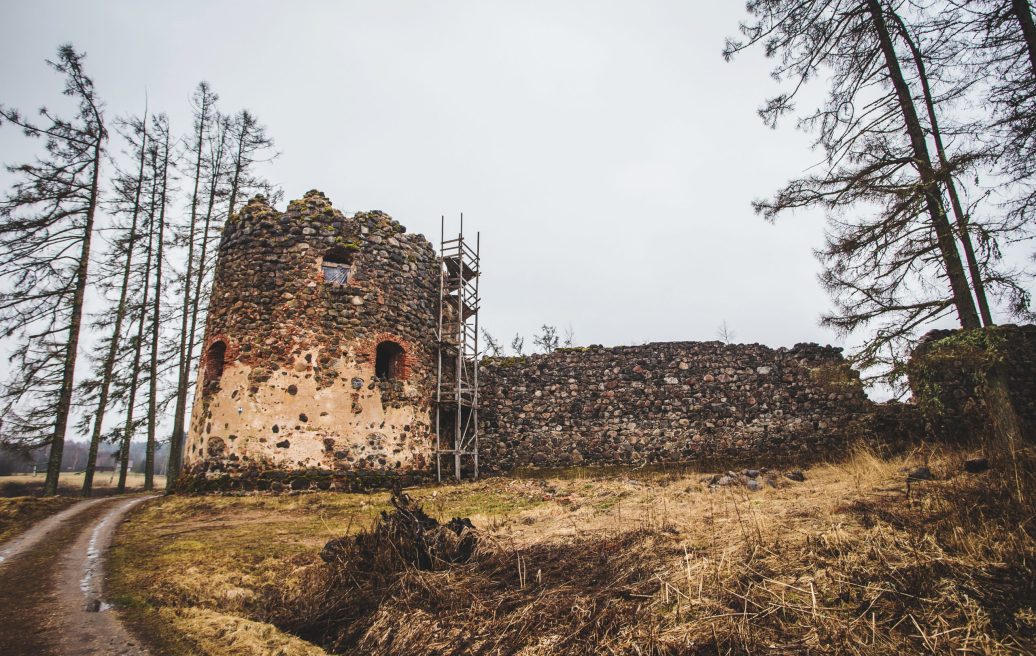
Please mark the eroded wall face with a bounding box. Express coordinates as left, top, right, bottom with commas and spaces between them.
479, 342, 872, 469
189, 347, 431, 474
907, 325, 1036, 442
183, 191, 440, 488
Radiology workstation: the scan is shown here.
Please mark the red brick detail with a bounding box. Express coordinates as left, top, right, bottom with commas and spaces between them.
359, 332, 413, 381
204, 333, 239, 366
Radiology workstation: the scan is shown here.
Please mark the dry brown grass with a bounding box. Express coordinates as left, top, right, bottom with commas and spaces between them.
0, 472, 164, 497
111, 445, 1036, 655
158, 607, 325, 656
0, 496, 78, 543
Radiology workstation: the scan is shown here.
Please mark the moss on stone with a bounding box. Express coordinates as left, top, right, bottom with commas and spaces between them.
906, 327, 1009, 428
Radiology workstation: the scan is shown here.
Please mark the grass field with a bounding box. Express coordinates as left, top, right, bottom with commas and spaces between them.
0, 472, 165, 497
108, 446, 1036, 655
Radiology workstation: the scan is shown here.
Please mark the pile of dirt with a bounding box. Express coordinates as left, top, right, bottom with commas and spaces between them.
270, 490, 480, 651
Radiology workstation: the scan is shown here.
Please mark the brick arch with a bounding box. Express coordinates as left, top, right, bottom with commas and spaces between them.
202, 334, 239, 382
360, 332, 413, 381
203, 333, 239, 364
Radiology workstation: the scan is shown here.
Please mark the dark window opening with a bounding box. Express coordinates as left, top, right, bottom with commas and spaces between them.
321, 247, 354, 285
435, 405, 472, 449
437, 406, 457, 448
375, 341, 405, 380
204, 341, 227, 391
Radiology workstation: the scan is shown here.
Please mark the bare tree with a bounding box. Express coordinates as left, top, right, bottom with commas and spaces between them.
481, 329, 503, 356
716, 320, 736, 344
888, 8, 997, 326
166, 82, 217, 488
533, 325, 559, 353
164, 97, 279, 491
562, 323, 576, 348
724, 1, 990, 375
962, 0, 1036, 227
224, 110, 280, 220
0, 45, 107, 495
726, 0, 1027, 460
510, 334, 525, 356
145, 116, 173, 491
79, 111, 148, 496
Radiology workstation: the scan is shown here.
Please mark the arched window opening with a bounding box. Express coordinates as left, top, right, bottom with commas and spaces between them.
375, 341, 405, 380
203, 341, 227, 391
321, 247, 354, 285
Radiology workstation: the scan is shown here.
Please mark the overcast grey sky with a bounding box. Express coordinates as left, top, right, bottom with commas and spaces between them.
2, 1, 1022, 368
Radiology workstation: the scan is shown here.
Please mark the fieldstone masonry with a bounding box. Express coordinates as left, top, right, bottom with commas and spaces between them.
907, 325, 1036, 442
183, 191, 889, 490
479, 342, 872, 470
183, 191, 441, 490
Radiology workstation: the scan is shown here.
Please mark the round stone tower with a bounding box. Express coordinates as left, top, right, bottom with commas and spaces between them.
183, 190, 441, 489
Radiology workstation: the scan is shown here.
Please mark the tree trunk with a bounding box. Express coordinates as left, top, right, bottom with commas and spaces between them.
1013, 0, 1036, 78
226, 127, 246, 222
43, 136, 103, 496
118, 149, 159, 493
890, 12, 995, 326
873, 0, 1026, 470
865, 0, 982, 331
179, 124, 228, 488
83, 121, 147, 497
145, 131, 170, 491
166, 95, 211, 490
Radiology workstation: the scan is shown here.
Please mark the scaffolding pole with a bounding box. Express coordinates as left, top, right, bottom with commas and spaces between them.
435, 214, 480, 481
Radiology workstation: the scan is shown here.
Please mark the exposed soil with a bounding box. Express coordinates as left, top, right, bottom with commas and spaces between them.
0, 498, 102, 559
0, 495, 155, 656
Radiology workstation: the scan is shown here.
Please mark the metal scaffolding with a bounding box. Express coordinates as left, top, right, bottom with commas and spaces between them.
435, 215, 480, 481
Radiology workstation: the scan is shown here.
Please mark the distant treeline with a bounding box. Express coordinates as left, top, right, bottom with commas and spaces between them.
0, 441, 169, 477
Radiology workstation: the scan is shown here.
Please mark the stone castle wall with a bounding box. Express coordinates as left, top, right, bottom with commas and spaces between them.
183, 191, 441, 489
180, 189, 895, 491
907, 325, 1036, 442
479, 341, 872, 470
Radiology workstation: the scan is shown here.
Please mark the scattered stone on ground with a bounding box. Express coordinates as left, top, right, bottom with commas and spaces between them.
700, 467, 787, 490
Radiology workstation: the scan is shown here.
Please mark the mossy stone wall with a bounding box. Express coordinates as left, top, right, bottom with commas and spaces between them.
906, 325, 1036, 441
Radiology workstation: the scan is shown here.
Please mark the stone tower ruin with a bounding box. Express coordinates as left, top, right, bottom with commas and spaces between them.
183, 189, 880, 492
183, 191, 441, 488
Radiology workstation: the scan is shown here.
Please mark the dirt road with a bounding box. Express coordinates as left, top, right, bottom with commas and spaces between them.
0, 495, 155, 656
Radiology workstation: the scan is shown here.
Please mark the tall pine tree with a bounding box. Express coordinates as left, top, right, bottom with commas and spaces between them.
0, 45, 106, 495
78, 111, 148, 496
